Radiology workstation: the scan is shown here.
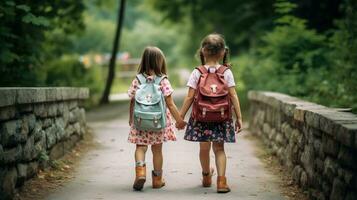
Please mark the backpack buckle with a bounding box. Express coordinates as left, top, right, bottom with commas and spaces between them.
137, 117, 142, 126
210, 84, 217, 93
202, 108, 207, 117
153, 117, 159, 127
221, 108, 224, 117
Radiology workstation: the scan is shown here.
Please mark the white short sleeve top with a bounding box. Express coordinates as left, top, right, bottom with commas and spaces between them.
186, 65, 236, 89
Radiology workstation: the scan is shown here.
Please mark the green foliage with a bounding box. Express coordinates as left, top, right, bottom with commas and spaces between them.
235, 0, 357, 113
45, 55, 104, 104
0, 0, 85, 86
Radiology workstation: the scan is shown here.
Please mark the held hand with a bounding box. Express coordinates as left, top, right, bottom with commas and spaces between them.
175, 120, 187, 130
235, 118, 243, 134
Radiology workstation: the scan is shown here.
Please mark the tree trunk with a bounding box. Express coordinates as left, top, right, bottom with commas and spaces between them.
100, 0, 126, 104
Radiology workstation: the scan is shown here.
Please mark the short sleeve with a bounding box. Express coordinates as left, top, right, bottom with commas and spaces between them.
186, 69, 200, 89
224, 69, 236, 87
127, 78, 139, 99
160, 78, 174, 97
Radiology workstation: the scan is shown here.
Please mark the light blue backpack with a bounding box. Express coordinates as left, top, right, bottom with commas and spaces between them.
133, 74, 167, 131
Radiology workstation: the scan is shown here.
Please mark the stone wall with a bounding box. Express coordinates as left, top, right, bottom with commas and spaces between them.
0, 87, 89, 199
248, 91, 357, 200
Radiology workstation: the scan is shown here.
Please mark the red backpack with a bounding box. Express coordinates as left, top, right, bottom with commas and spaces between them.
192, 65, 232, 122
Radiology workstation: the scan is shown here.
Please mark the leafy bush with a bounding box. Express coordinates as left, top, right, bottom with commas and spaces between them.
45, 55, 104, 105
234, 0, 357, 113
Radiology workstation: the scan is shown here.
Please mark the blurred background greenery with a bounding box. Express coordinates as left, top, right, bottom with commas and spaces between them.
0, 0, 356, 113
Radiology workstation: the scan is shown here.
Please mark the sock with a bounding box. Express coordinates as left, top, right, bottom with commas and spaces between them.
152, 170, 162, 176
136, 161, 146, 167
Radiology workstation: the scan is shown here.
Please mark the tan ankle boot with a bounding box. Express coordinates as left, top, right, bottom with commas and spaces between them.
152, 170, 165, 189
202, 168, 214, 187
133, 166, 146, 191
217, 176, 231, 193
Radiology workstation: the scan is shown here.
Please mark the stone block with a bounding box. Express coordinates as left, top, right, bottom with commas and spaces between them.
23, 114, 36, 132
16, 88, 37, 104
47, 103, 58, 117
2, 145, 22, 164
42, 118, 53, 129
305, 111, 321, 130
300, 171, 308, 189
338, 146, 357, 170
73, 122, 81, 134
0, 106, 16, 122
33, 121, 43, 142
330, 178, 346, 200
68, 101, 78, 110
27, 162, 38, 178
49, 142, 64, 160
263, 123, 271, 134
337, 168, 354, 186
323, 157, 339, 183
0, 120, 23, 147
22, 135, 35, 161
16, 163, 27, 186
335, 123, 357, 147
45, 89, 58, 102
46, 125, 57, 149
322, 136, 339, 157
1, 167, 17, 199
315, 158, 324, 173
300, 145, 314, 178
292, 165, 303, 184
0, 89, 16, 107
34, 104, 47, 118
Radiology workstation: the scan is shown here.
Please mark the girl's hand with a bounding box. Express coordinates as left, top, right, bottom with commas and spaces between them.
235, 118, 243, 134
175, 120, 187, 130
129, 118, 133, 126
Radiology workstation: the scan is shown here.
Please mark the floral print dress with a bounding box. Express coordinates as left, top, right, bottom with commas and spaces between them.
127, 75, 177, 145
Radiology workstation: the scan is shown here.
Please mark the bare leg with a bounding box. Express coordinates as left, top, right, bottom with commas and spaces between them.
199, 142, 211, 174
212, 142, 226, 176
151, 143, 163, 171
135, 145, 148, 163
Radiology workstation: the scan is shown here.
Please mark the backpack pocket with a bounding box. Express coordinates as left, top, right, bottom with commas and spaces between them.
134, 110, 165, 131
196, 101, 230, 122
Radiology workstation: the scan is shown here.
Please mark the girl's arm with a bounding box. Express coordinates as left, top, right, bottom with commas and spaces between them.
180, 88, 196, 118
228, 87, 243, 132
129, 98, 134, 125
165, 95, 186, 127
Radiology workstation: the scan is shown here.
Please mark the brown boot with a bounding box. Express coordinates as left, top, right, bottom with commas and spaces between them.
217, 176, 231, 193
202, 168, 214, 187
133, 166, 146, 191
152, 170, 165, 189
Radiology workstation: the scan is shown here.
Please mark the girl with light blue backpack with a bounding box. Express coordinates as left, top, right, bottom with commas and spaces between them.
127, 46, 186, 191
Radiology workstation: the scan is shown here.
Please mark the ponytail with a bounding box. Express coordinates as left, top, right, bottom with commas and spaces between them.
223, 47, 230, 67
200, 49, 205, 65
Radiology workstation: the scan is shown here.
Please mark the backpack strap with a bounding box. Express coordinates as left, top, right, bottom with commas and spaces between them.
136, 74, 146, 84
154, 75, 167, 85
216, 65, 229, 74
196, 65, 208, 74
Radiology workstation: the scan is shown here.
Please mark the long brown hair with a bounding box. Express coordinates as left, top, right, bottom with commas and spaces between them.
199, 33, 230, 66
138, 46, 167, 76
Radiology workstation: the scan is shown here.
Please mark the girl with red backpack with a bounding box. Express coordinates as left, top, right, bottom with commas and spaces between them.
177, 34, 243, 193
